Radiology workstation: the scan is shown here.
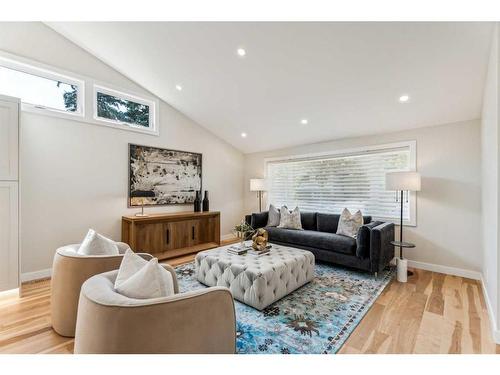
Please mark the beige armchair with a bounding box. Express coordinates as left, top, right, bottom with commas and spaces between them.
74, 264, 236, 354
51, 242, 151, 337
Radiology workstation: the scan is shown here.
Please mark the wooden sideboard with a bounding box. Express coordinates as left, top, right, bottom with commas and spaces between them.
122, 211, 220, 260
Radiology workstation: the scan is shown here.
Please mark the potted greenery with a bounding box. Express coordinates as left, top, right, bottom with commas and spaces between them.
232, 221, 254, 249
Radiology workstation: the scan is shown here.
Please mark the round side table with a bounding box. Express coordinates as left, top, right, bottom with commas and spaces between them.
391, 240, 416, 276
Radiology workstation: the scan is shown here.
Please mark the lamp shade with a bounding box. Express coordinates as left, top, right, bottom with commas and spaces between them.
250, 178, 266, 191
130, 190, 156, 198
385, 171, 421, 191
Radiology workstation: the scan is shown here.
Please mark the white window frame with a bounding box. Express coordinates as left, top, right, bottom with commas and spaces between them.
0, 52, 85, 119
0, 50, 160, 137
264, 140, 418, 226
93, 84, 158, 135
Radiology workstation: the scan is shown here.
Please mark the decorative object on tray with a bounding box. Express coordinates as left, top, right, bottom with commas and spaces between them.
202, 190, 209, 211
193, 190, 201, 212
336, 208, 363, 238
247, 246, 271, 257
251, 228, 269, 252
227, 244, 251, 255
129, 144, 202, 206
233, 221, 255, 249
130, 190, 156, 217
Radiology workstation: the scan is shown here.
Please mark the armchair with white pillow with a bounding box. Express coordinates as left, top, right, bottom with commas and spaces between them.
73, 251, 237, 354
51, 229, 152, 337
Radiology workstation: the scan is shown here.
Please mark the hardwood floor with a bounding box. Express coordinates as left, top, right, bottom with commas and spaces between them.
339, 268, 500, 354
1, 257, 499, 354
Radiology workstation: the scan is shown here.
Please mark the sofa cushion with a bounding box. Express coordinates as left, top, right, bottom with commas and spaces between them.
266, 227, 357, 255
316, 213, 340, 233
300, 211, 317, 231
317, 213, 372, 233
251, 211, 269, 229
356, 221, 383, 258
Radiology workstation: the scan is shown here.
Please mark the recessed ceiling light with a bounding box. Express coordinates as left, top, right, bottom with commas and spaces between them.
399, 94, 410, 103
175, 84, 183, 91
241, 132, 247, 138
237, 48, 246, 57
300, 119, 309, 125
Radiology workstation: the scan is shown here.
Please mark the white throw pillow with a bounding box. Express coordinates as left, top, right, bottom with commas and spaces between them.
77, 229, 119, 256
114, 248, 148, 288
336, 208, 364, 238
278, 206, 303, 230
266, 204, 281, 227
114, 249, 174, 299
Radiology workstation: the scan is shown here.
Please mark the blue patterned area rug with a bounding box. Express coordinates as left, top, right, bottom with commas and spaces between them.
175, 261, 393, 354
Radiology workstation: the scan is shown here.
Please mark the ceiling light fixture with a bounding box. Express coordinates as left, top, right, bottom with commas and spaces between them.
175, 84, 183, 91
300, 119, 309, 125
399, 94, 410, 103
237, 48, 246, 57
241, 132, 247, 138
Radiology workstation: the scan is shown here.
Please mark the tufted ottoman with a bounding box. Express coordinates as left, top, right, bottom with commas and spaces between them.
195, 244, 315, 310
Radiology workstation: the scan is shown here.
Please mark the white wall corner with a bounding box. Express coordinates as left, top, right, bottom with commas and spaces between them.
480, 275, 500, 344
20, 268, 52, 282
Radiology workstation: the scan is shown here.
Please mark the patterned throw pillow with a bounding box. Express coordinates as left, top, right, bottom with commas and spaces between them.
278, 206, 303, 230
336, 208, 364, 238
266, 204, 281, 227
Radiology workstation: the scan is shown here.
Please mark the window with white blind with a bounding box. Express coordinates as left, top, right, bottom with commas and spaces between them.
266, 141, 416, 224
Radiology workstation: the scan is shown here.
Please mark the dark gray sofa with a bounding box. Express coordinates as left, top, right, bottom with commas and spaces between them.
245, 211, 394, 274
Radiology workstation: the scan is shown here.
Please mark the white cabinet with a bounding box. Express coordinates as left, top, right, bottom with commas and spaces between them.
0, 98, 19, 180
0, 95, 19, 292
0, 182, 18, 291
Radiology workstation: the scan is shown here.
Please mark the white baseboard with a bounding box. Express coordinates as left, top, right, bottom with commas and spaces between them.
480, 276, 500, 344
221, 233, 237, 241
406, 259, 481, 280
21, 268, 51, 282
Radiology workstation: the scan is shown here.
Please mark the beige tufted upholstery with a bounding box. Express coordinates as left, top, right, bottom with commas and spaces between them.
51, 242, 152, 337
195, 244, 315, 310
74, 265, 236, 354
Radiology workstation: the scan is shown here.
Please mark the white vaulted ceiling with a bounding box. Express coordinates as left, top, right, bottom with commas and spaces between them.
48, 22, 493, 153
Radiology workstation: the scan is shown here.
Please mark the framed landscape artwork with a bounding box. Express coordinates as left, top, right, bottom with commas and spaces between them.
128, 144, 202, 206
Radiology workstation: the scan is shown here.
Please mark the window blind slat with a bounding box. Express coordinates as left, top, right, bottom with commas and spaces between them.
267, 148, 411, 220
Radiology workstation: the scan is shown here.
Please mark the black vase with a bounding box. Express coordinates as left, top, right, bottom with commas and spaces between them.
202, 190, 209, 212
194, 191, 201, 212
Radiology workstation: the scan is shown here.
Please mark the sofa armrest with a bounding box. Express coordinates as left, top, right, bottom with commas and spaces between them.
369, 222, 395, 273
245, 215, 252, 226
356, 221, 382, 258
250, 211, 269, 229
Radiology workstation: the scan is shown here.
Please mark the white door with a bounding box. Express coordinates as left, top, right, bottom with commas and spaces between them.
0, 97, 19, 181
0, 181, 19, 291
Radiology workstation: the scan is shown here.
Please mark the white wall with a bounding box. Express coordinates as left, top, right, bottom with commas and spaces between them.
481, 23, 500, 333
0, 22, 245, 275
245, 120, 482, 274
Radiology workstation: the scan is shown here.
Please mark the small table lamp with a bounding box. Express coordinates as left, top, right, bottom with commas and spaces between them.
250, 178, 266, 212
130, 190, 156, 217
385, 171, 421, 281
